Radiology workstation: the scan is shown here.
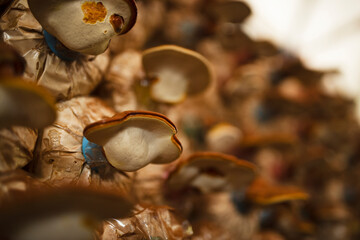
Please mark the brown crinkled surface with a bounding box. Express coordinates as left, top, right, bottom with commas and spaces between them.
0, 126, 37, 172
34, 96, 131, 192
100, 205, 192, 240
0, 0, 110, 101
98, 50, 142, 112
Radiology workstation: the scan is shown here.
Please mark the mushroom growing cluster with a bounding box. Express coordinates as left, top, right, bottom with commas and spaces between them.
1, 0, 359, 239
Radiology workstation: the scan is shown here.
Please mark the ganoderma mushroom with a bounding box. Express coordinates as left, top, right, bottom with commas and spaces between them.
0, 0, 113, 100
210, 0, 251, 24
0, 185, 133, 240
245, 178, 309, 206
33, 96, 132, 189
142, 45, 213, 104
0, 78, 56, 129
83, 110, 183, 172
28, 0, 137, 55
205, 123, 243, 154
166, 152, 257, 194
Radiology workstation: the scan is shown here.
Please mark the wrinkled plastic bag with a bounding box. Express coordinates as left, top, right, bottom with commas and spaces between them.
0, 0, 110, 101
100, 205, 193, 240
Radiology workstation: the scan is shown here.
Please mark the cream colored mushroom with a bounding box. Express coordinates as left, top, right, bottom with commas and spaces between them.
166, 152, 257, 193
28, 0, 137, 55
206, 123, 243, 154
142, 45, 213, 104
0, 78, 56, 129
84, 110, 183, 172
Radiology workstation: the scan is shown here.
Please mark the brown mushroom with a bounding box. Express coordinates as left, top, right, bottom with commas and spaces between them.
28, 0, 137, 55
0, 78, 56, 129
1, 0, 111, 100
0, 185, 133, 240
84, 110, 183, 172
166, 152, 257, 193
142, 45, 214, 104
205, 123, 243, 154
245, 178, 309, 206
210, 0, 251, 24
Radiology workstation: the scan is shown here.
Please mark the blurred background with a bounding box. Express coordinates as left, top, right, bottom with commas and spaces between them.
243, 0, 360, 119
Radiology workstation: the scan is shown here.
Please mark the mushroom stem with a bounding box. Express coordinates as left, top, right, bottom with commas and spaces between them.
43, 30, 81, 62
82, 137, 108, 169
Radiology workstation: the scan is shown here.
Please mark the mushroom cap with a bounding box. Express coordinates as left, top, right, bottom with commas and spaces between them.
0, 78, 56, 129
28, 0, 137, 55
0, 185, 133, 238
206, 123, 243, 153
142, 45, 213, 104
84, 110, 183, 172
210, 0, 251, 23
241, 132, 298, 149
245, 178, 309, 206
166, 152, 257, 193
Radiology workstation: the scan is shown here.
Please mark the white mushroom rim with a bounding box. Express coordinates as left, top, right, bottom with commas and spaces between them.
142, 45, 214, 104
84, 111, 183, 172
28, 0, 137, 55
166, 152, 257, 194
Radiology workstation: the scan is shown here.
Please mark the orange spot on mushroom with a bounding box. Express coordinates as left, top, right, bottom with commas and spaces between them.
81, 1, 107, 24
110, 14, 124, 34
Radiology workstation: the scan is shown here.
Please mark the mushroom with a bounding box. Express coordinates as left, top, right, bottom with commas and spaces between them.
209, 0, 251, 24
166, 152, 257, 194
0, 78, 56, 129
0, 185, 133, 240
205, 122, 243, 154
241, 132, 298, 149
245, 178, 309, 206
208, 0, 253, 50
142, 45, 213, 104
33, 96, 133, 190
1, 0, 112, 100
28, 0, 137, 55
84, 110, 183, 172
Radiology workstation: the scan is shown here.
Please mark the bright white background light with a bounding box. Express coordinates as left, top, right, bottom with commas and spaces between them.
242, 0, 360, 119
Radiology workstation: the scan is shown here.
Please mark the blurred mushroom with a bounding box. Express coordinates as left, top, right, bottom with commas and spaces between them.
84, 110, 183, 172
28, 0, 137, 55
245, 178, 309, 206
205, 122, 242, 154
142, 45, 213, 104
166, 152, 257, 194
241, 132, 298, 149
0, 78, 56, 129
0, 185, 133, 240
209, 0, 251, 24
